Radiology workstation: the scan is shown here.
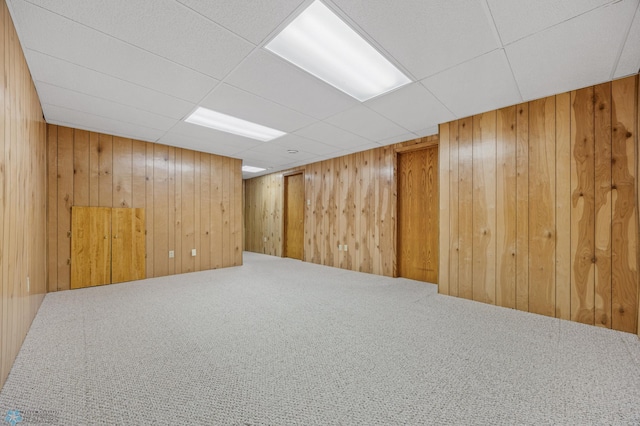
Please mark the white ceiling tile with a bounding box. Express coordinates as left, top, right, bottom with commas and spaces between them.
23, 0, 254, 79
200, 84, 315, 133
26, 51, 195, 120
333, 0, 499, 79
44, 104, 165, 141
325, 105, 408, 142
10, 0, 218, 102
294, 122, 371, 149
170, 121, 263, 153
37, 82, 177, 131
365, 83, 454, 133
157, 132, 246, 158
271, 134, 340, 156
176, 0, 305, 44
614, 4, 640, 78
377, 133, 417, 147
487, 0, 617, 45
413, 126, 439, 138
225, 50, 358, 119
243, 141, 319, 163
422, 49, 522, 119
506, 0, 637, 101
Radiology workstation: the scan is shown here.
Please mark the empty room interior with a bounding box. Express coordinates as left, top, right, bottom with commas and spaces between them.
1, 0, 640, 423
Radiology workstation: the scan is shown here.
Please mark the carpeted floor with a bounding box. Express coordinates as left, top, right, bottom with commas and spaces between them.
1, 252, 639, 425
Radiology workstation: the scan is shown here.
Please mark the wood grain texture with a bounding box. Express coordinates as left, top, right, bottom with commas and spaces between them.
458, 117, 474, 299
571, 88, 596, 325
70, 206, 91, 289
555, 92, 572, 320
73, 130, 89, 206
611, 76, 638, 333
594, 82, 612, 328
472, 111, 497, 304
57, 126, 73, 292
0, 0, 47, 388
112, 137, 132, 208
449, 121, 460, 297
90, 207, 111, 286
98, 134, 112, 208
496, 106, 517, 309
516, 104, 529, 312
529, 96, 556, 318
145, 143, 154, 278
284, 173, 304, 260
438, 123, 450, 294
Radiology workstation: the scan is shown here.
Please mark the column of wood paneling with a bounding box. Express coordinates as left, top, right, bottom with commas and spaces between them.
439, 124, 450, 294
458, 118, 473, 299
153, 144, 169, 276
449, 121, 460, 297
515, 104, 529, 311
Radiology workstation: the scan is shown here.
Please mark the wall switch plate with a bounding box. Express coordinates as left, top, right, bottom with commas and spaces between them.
344, 245, 348, 251
26, 276, 30, 293
191, 249, 197, 257
338, 244, 342, 251
263, 236, 267, 242
169, 250, 175, 258
307, 199, 311, 206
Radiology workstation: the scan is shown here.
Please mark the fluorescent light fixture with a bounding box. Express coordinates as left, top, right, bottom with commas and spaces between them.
242, 165, 267, 173
185, 107, 286, 141
266, 1, 411, 102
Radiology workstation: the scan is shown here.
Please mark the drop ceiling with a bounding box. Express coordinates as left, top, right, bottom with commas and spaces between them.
8, 0, 640, 178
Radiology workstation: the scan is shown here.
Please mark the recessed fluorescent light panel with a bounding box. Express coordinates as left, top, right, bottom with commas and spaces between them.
185, 107, 286, 142
242, 165, 267, 173
266, 1, 411, 102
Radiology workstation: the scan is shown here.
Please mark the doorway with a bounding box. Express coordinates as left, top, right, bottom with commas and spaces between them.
397, 146, 439, 283
284, 172, 304, 260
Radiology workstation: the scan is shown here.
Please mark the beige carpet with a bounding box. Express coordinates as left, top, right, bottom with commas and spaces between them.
0, 252, 639, 424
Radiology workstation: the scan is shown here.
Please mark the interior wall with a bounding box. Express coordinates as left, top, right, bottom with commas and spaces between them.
439, 75, 639, 334
0, 0, 47, 388
244, 136, 438, 277
47, 125, 243, 292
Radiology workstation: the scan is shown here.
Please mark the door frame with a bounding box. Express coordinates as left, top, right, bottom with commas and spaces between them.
393, 139, 439, 278
282, 170, 305, 260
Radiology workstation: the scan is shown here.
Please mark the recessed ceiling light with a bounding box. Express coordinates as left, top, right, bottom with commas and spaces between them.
266, 1, 411, 102
287, 149, 299, 154
185, 107, 286, 142
242, 165, 267, 173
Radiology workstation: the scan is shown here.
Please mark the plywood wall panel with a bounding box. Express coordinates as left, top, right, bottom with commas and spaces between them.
56, 127, 73, 292
211, 155, 223, 268
112, 137, 132, 208
496, 106, 517, 309
439, 124, 450, 294
571, 88, 596, 325
458, 118, 474, 299
439, 75, 639, 334
131, 140, 146, 209
594, 82, 612, 328
153, 145, 169, 277
89, 132, 99, 206
145, 143, 154, 278
46, 126, 57, 292
611, 76, 638, 333
0, 0, 47, 388
200, 154, 211, 270
73, 130, 89, 206
233, 159, 243, 266
98, 134, 112, 208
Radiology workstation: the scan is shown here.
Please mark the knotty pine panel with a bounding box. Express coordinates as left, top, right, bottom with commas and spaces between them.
0, 0, 47, 389
439, 75, 640, 335
47, 125, 243, 292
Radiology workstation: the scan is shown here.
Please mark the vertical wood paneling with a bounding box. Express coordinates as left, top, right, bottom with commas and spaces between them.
594, 82, 612, 328
153, 144, 169, 277
73, 130, 89, 206
472, 111, 497, 304
112, 137, 132, 208
131, 140, 146, 209
346, 156, 356, 270
57, 127, 73, 291
439, 124, 450, 294
98, 134, 112, 208
556, 92, 572, 320
182, 149, 195, 273
89, 132, 99, 206
145, 143, 154, 278
221, 156, 231, 268
611, 76, 638, 333
194, 152, 201, 272
339, 156, 349, 269
167, 147, 175, 274
449, 121, 460, 297
458, 118, 473, 299
496, 106, 517, 308
200, 154, 211, 270
211, 155, 222, 268
233, 159, 243, 266
571, 88, 596, 325
516, 103, 529, 311
0, 0, 47, 388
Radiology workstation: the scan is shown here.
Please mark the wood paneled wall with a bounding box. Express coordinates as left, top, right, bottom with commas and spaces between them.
47, 125, 243, 292
244, 137, 438, 277
439, 75, 639, 334
0, 0, 47, 389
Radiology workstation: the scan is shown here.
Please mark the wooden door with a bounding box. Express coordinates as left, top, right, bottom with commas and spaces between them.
398, 147, 439, 283
284, 173, 304, 260
112, 208, 146, 284
71, 207, 111, 289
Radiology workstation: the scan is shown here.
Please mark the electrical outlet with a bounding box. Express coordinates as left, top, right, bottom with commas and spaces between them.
263, 236, 267, 242
191, 249, 197, 257
169, 250, 175, 258
338, 244, 342, 251
307, 199, 311, 206
344, 245, 348, 252
26, 276, 30, 293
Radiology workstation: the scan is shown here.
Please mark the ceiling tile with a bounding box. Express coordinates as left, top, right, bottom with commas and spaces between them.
26, 51, 195, 120
176, 0, 305, 45
294, 122, 371, 149
23, 0, 254, 79
225, 50, 358, 120
170, 121, 263, 153
377, 133, 417, 147
333, 0, 499, 79
365, 83, 454, 133
271, 134, 340, 156
487, 0, 616, 45
37, 82, 177, 131
505, 0, 637, 101
413, 126, 439, 138
422, 49, 522, 119
325, 105, 409, 142
614, 4, 640, 78
157, 132, 248, 158
200, 84, 315, 133
44, 104, 166, 141
10, 0, 218, 102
